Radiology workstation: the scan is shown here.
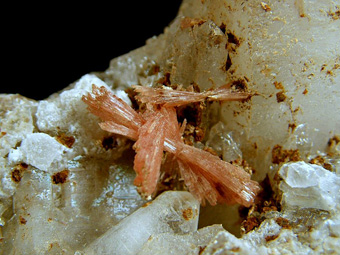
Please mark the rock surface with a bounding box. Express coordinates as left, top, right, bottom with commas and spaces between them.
1, 0, 339, 254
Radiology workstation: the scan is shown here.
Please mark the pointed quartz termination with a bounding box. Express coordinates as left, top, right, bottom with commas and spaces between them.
82, 191, 200, 255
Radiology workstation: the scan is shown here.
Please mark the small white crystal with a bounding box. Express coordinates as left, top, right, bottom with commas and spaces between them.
206, 121, 242, 162
203, 230, 256, 255
8, 148, 23, 163
16, 133, 68, 171
279, 161, 340, 212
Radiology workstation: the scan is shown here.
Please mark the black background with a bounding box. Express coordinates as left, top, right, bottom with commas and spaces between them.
2, 1, 182, 100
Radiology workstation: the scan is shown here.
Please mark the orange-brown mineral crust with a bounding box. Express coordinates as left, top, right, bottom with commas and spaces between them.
52, 170, 70, 184
11, 163, 28, 183
180, 17, 206, 29
55, 133, 75, 148
309, 155, 333, 171
242, 216, 260, 233
276, 91, 287, 103
182, 208, 194, 221
272, 144, 301, 164
275, 217, 291, 229
19, 216, 27, 225
328, 135, 340, 147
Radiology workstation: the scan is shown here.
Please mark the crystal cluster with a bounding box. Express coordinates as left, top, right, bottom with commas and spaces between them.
82, 85, 259, 206
1, 0, 339, 254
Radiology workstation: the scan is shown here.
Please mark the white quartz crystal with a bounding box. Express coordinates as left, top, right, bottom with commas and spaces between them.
82, 191, 199, 255
0, 0, 339, 254
279, 161, 340, 212
9, 133, 68, 171
138, 225, 225, 255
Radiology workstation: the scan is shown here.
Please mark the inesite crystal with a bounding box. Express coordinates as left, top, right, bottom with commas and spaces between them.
82, 84, 260, 207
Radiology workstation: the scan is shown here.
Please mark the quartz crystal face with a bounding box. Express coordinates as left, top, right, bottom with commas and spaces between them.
1, 0, 339, 254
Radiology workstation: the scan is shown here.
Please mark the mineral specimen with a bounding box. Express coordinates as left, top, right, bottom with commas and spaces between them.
0, 0, 339, 254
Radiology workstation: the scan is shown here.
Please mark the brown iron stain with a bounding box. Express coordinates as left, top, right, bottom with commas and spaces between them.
273, 81, 284, 90
261, 65, 272, 76
231, 79, 248, 92
11, 163, 28, 183
55, 133, 75, 148
261, 2, 272, 12
276, 91, 286, 103
309, 155, 333, 171
199, 246, 206, 254
233, 110, 241, 117
257, 177, 280, 213
328, 135, 340, 147
226, 32, 240, 46
11, 170, 22, 183
327, 9, 340, 20
142, 201, 152, 207
203, 146, 219, 156
288, 123, 297, 132
272, 145, 301, 164
194, 127, 205, 142
19, 216, 27, 225
156, 72, 171, 87
276, 217, 291, 229
230, 247, 241, 252
180, 17, 206, 29
52, 170, 69, 184
148, 64, 160, 76
219, 23, 226, 34
182, 208, 194, 220
240, 175, 280, 234
231, 159, 255, 175
224, 55, 232, 71
261, 202, 278, 213
326, 70, 334, 76
302, 88, 308, 95
265, 234, 279, 242
241, 216, 260, 233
